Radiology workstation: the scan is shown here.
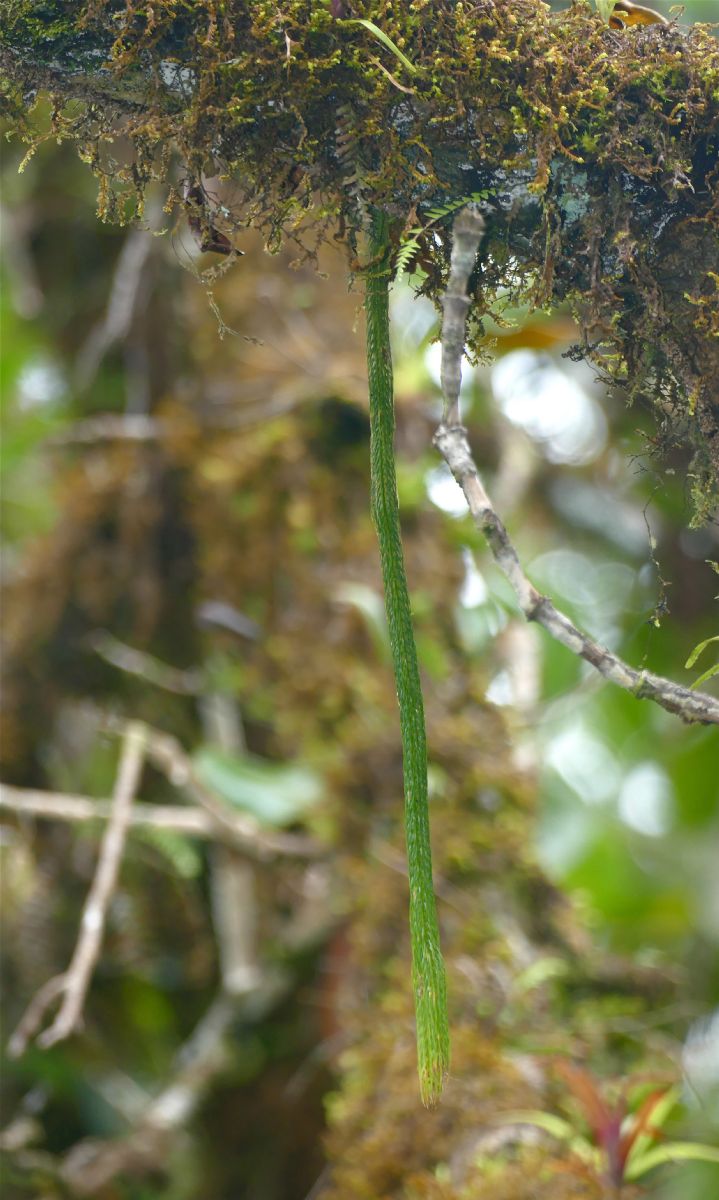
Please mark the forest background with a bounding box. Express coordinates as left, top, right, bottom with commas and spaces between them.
1, 2, 718, 1198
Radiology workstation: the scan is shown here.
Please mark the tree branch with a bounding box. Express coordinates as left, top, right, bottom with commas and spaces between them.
433, 209, 719, 727
0, 784, 321, 859
57, 974, 291, 1196
87, 630, 204, 694
439, 204, 485, 427
7, 722, 147, 1058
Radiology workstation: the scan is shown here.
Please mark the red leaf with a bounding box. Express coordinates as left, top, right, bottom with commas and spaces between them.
618, 1088, 670, 1173
555, 1061, 616, 1139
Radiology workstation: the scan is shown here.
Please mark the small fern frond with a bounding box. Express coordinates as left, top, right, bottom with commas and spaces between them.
395, 191, 491, 277
394, 235, 422, 277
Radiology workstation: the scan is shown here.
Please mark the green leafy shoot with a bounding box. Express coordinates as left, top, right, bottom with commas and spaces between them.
496, 1109, 602, 1170
685, 634, 719, 689
395, 193, 490, 277
593, 0, 617, 21
340, 18, 418, 75
497, 1069, 719, 1188
625, 1141, 719, 1181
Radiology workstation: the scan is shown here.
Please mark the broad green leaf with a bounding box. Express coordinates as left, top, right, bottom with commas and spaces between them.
193, 748, 323, 826
625, 1141, 719, 1181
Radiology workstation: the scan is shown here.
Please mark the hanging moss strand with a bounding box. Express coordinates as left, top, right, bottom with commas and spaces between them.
364, 208, 450, 1108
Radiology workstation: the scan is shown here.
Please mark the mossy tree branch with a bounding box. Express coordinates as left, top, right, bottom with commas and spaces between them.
2, 1, 717, 510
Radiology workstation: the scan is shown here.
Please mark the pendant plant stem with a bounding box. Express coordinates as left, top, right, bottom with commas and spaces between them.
363, 208, 449, 1107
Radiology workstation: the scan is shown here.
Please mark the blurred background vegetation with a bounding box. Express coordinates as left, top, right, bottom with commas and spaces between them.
1, 3, 718, 1197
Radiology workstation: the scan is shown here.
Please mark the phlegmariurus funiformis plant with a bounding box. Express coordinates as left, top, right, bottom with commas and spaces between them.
362, 208, 450, 1106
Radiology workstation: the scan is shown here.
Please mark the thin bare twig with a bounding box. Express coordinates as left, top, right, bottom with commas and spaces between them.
2, 979, 294, 1195
103, 717, 316, 859
7, 723, 147, 1058
87, 630, 204, 695
47, 393, 306, 448
75, 224, 154, 390
433, 208, 719, 726
0, 784, 320, 858
58, 973, 291, 1196
5, 978, 67, 1061
48, 413, 164, 444
201, 688, 262, 996
366, 53, 416, 94
440, 203, 485, 427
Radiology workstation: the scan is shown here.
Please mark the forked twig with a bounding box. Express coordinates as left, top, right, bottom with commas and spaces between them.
433, 206, 719, 726
7, 723, 147, 1057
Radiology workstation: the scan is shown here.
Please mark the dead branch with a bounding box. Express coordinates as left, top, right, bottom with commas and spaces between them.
440, 203, 485, 427
102, 716, 314, 858
7, 723, 147, 1057
57, 973, 291, 1195
433, 209, 719, 727
48, 413, 164, 444
75, 222, 155, 390
0, 784, 321, 858
201, 688, 263, 995
46, 395, 302, 446
87, 630, 204, 694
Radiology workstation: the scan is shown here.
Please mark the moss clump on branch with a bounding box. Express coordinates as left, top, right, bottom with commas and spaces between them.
1, 0, 718, 503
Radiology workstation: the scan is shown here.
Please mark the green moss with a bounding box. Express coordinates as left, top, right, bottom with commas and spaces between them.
2, 0, 718, 512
